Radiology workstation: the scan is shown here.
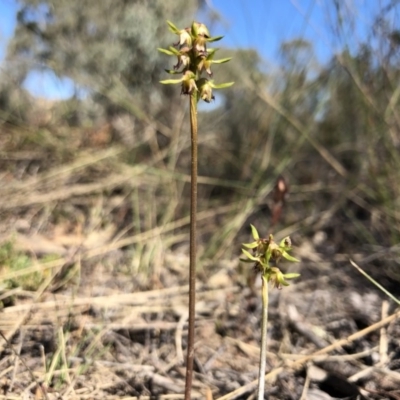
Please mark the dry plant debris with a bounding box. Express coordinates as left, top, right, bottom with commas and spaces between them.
0, 127, 399, 400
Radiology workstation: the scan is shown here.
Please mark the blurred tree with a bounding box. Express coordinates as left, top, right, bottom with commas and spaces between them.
5, 0, 198, 127
199, 48, 272, 181
276, 39, 320, 148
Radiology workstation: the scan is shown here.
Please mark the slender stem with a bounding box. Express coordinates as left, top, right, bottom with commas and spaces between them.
257, 275, 269, 400
184, 92, 198, 400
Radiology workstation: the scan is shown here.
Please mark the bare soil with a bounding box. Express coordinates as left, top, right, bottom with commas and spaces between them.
1, 244, 400, 400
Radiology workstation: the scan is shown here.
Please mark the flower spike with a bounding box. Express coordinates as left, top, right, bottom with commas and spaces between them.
241, 225, 300, 288
159, 21, 233, 103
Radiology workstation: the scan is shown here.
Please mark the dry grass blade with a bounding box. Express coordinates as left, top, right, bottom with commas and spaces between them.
350, 259, 400, 305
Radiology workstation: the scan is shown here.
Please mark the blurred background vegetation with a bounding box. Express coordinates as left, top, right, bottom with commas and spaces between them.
0, 0, 399, 290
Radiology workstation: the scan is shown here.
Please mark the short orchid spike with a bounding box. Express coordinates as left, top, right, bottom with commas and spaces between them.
241, 225, 300, 287
159, 21, 234, 103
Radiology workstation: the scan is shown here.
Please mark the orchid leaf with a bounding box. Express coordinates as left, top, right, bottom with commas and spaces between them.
242, 248, 259, 261
209, 81, 234, 89
284, 273, 301, 279
239, 258, 255, 263
158, 48, 175, 56
250, 224, 260, 240
242, 242, 258, 249
160, 78, 183, 84
166, 20, 180, 34
212, 57, 232, 64
164, 69, 182, 74
281, 251, 300, 262
207, 35, 224, 42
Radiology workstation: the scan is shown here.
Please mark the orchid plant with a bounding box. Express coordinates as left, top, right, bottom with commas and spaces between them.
241, 224, 300, 400
159, 21, 233, 400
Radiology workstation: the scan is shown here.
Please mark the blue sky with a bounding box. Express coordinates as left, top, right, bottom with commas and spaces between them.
210, 0, 383, 63
0, 0, 389, 100
0, 0, 17, 60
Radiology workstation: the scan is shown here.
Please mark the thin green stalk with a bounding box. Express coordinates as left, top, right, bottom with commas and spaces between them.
184, 91, 198, 400
257, 275, 269, 400
241, 227, 299, 399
